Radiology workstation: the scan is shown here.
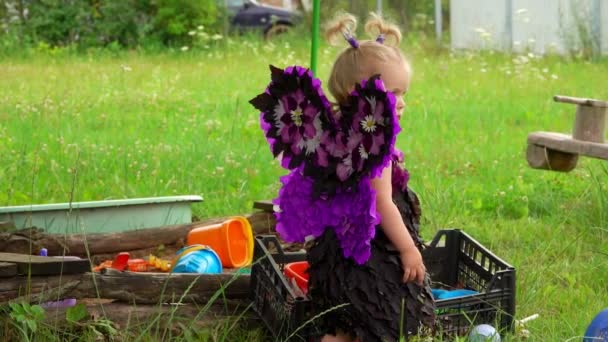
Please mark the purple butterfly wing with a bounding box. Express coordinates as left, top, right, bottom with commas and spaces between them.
250, 65, 334, 171
334, 75, 401, 182
249, 69, 400, 265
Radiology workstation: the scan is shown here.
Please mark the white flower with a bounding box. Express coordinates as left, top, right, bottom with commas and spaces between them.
302, 115, 323, 155
358, 145, 369, 159
181, 46, 189, 52
360, 115, 377, 133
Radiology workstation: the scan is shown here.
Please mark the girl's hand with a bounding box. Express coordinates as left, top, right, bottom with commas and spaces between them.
400, 247, 426, 286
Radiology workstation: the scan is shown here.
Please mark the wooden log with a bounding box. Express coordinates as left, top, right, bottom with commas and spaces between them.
43, 298, 256, 330
0, 270, 251, 305
0, 262, 17, 277
0, 211, 276, 256
526, 143, 578, 172
0, 273, 83, 304
528, 132, 608, 160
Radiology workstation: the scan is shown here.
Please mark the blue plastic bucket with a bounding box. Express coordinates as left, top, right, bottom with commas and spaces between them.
172, 245, 223, 274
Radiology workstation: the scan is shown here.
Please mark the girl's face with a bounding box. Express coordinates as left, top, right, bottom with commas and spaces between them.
363, 58, 410, 120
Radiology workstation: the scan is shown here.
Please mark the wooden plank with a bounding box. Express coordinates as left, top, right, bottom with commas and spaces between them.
0, 262, 17, 277
0, 253, 90, 276
528, 132, 608, 160
554, 95, 608, 108
0, 270, 251, 305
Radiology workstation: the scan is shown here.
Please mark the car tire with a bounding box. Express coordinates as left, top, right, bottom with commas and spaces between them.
264, 23, 290, 40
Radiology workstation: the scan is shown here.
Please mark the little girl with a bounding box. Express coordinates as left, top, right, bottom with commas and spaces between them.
306, 14, 435, 342
251, 12, 435, 342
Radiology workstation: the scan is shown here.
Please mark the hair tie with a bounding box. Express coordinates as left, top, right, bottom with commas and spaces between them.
342, 31, 359, 48
376, 34, 385, 44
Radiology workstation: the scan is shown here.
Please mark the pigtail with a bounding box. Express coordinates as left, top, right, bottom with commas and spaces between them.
364, 13, 402, 46
325, 13, 358, 46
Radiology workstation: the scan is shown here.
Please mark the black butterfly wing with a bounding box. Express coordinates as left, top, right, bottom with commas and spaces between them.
250, 65, 335, 171
334, 74, 401, 184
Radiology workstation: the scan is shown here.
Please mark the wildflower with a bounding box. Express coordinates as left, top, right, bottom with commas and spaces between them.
360, 114, 377, 132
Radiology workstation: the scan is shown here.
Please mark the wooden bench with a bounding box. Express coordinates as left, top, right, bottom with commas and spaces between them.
527, 95, 608, 172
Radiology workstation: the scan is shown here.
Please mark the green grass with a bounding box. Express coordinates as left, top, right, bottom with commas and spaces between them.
1, 36, 607, 340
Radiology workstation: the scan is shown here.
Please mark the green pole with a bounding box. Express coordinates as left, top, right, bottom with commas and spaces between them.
310, 0, 321, 75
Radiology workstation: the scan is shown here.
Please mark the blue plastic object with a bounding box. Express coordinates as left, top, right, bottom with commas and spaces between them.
432, 288, 478, 300
584, 309, 608, 342
172, 247, 223, 274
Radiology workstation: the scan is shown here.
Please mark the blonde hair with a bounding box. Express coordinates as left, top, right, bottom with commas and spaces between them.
325, 13, 410, 105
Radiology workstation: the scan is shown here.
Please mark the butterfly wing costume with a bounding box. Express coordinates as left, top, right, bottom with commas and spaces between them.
250, 65, 435, 340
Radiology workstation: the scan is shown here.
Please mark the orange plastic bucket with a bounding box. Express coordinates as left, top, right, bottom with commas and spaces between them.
284, 261, 309, 295
187, 216, 253, 268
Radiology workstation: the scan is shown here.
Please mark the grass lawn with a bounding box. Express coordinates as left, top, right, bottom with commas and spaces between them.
0, 36, 607, 340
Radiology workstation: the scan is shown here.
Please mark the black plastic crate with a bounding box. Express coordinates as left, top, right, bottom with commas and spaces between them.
250, 229, 516, 340
250, 235, 316, 341
423, 229, 516, 336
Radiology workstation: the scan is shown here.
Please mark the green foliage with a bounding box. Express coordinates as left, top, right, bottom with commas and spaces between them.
65, 303, 88, 323
25, 0, 90, 46
86, 0, 143, 47
9, 302, 45, 335
0, 0, 220, 49
149, 0, 219, 45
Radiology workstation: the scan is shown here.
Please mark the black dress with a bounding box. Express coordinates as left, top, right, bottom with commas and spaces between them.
306, 186, 436, 341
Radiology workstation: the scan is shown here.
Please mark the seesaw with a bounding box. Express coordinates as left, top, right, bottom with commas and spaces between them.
527, 95, 608, 172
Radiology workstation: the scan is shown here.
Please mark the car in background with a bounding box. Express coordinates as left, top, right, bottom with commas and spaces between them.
225, 0, 303, 39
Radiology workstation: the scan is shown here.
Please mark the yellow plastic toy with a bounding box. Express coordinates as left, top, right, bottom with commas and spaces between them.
148, 255, 172, 272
